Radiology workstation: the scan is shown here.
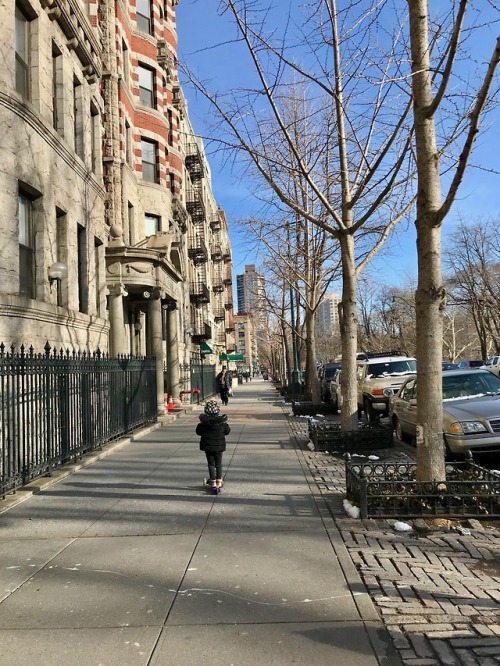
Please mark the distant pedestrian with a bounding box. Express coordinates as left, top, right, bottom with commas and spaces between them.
196, 400, 230, 494
216, 366, 232, 405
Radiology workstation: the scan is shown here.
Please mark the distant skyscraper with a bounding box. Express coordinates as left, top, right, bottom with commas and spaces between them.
316, 293, 341, 336
236, 264, 265, 316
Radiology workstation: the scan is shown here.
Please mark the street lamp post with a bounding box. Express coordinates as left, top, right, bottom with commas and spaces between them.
289, 285, 301, 398
48, 261, 67, 307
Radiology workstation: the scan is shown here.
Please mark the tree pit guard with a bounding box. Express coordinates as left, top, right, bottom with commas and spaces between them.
309, 421, 394, 453
345, 457, 500, 519
292, 401, 338, 416
308, 421, 394, 452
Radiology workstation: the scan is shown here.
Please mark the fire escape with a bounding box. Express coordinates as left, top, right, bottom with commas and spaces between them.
213, 263, 224, 294
191, 304, 212, 343
211, 230, 223, 262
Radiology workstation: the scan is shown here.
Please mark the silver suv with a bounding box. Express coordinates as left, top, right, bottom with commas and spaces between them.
357, 353, 416, 423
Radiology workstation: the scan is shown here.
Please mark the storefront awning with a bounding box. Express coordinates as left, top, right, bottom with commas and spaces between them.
220, 353, 245, 361
200, 341, 215, 354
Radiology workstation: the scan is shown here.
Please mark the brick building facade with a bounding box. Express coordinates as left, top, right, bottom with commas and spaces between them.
0, 0, 234, 412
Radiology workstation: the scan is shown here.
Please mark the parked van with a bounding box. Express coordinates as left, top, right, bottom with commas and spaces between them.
481, 356, 500, 377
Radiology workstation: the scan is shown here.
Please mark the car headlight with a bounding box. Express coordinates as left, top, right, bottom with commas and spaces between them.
449, 421, 488, 435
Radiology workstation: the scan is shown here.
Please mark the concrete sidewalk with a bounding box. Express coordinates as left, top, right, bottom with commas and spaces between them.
0, 379, 401, 665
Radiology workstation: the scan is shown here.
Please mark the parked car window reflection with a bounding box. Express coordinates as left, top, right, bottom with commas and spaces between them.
400, 379, 416, 401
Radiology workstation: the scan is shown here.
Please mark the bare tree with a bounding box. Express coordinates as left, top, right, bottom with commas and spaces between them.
445, 218, 500, 357
181, 1, 498, 479
408, 0, 499, 480
251, 209, 342, 401
181, 0, 416, 429
442, 307, 476, 362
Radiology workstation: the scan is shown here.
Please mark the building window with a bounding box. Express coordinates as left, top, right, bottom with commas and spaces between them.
122, 39, 129, 82
77, 224, 88, 314
144, 213, 159, 238
55, 207, 68, 307
94, 238, 103, 317
127, 202, 134, 245
138, 64, 154, 107
73, 78, 84, 160
15, 5, 30, 98
141, 138, 157, 182
18, 191, 35, 298
125, 121, 132, 165
167, 109, 173, 146
90, 102, 100, 173
136, 0, 152, 34
52, 42, 63, 133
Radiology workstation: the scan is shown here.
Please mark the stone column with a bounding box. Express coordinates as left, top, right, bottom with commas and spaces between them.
148, 295, 165, 415
166, 304, 181, 405
108, 284, 128, 355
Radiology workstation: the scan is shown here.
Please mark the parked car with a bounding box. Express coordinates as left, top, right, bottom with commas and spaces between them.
442, 361, 459, 370
457, 359, 485, 369
318, 362, 341, 402
482, 356, 500, 378
356, 352, 417, 423
389, 369, 500, 458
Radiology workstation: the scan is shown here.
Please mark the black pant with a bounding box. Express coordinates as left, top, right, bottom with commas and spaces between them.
205, 451, 223, 480
219, 387, 229, 405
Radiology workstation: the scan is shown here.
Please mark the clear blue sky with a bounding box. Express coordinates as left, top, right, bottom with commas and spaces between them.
176, 1, 500, 286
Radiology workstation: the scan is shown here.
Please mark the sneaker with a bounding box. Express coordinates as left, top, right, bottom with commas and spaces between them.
210, 485, 218, 495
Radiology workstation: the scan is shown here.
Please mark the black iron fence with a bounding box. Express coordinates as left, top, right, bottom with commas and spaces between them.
0, 343, 157, 498
191, 360, 216, 401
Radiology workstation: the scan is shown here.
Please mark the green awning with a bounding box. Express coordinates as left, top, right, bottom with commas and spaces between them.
200, 341, 215, 354
220, 353, 244, 361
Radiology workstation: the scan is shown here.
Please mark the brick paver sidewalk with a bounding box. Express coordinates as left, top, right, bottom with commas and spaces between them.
288, 410, 500, 666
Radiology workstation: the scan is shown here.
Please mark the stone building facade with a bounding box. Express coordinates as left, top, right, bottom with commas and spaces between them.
0, 0, 107, 350
0, 0, 234, 413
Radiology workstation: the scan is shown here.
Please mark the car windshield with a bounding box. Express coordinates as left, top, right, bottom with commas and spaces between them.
367, 359, 416, 378
468, 360, 484, 367
442, 371, 500, 399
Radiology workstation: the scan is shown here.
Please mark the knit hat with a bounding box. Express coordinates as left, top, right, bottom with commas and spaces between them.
204, 400, 220, 415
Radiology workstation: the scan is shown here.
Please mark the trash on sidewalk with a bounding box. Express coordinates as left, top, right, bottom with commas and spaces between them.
343, 499, 360, 518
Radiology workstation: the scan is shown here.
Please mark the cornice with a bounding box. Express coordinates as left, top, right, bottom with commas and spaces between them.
40, 0, 102, 81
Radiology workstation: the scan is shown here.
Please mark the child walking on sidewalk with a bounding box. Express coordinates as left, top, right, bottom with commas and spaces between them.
196, 400, 231, 494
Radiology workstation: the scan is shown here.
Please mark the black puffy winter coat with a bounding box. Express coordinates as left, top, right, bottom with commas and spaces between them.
196, 414, 230, 452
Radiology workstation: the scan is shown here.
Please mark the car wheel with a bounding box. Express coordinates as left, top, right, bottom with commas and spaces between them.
364, 399, 379, 424
394, 417, 412, 444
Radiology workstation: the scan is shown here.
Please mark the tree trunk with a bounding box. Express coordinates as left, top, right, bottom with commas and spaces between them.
408, 0, 446, 481
339, 233, 359, 430
281, 319, 292, 388
305, 306, 320, 402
